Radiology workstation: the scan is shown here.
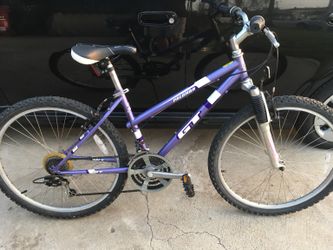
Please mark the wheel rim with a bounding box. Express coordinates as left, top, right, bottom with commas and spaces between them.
314, 95, 333, 142
0, 107, 120, 213
217, 107, 333, 210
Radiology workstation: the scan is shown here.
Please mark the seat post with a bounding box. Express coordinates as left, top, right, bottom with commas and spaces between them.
106, 60, 124, 93
106, 59, 149, 152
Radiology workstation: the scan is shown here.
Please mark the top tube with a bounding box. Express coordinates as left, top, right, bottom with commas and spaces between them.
126, 60, 240, 128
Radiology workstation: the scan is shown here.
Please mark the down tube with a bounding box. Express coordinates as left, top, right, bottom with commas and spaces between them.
158, 74, 241, 157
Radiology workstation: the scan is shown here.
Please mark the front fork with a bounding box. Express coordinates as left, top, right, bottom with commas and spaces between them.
247, 84, 286, 170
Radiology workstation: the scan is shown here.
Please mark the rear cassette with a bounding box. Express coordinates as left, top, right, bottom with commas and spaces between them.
128, 153, 172, 192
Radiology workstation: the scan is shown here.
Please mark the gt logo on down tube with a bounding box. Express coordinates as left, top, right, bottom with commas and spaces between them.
177, 111, 201, 139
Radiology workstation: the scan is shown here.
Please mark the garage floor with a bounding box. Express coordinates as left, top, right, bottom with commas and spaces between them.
0, 129, 332, 250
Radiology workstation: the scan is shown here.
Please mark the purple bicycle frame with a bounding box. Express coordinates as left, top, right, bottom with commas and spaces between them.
53, 55, 249, 176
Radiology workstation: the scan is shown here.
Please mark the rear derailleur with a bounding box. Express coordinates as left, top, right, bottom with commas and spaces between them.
33, 175, 77, 197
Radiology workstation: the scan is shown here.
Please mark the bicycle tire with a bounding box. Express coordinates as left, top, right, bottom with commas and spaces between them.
208, 95, 333, 215
0, 96, 129, 219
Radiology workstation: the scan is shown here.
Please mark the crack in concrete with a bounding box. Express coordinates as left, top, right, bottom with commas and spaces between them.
140, 192, 227, 250
142, 193, 154, 250
155, 219, 227, 249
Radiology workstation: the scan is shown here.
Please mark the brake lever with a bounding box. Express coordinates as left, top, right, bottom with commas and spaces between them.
263, 27, 280, 48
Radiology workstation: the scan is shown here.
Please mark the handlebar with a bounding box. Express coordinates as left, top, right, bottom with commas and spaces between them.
215, 3, 280, 48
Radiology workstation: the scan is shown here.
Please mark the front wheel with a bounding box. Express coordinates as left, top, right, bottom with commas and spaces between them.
209, 96, 333, 215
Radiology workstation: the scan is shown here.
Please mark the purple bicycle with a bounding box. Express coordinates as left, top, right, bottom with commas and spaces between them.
1, 4, 333, 218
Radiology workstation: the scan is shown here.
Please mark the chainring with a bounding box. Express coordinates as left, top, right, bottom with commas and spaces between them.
128, 153, 172, 192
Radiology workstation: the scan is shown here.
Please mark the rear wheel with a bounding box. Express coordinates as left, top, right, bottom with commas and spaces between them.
209, 96, 333, 215
0, 96, 129, 218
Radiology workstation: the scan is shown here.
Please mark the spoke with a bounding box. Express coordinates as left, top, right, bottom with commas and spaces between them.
83, 175, 108, 192
44, 111, 59, 142
65, 117, 78, 141
33, 112, 50, 150
248, 121, 263, 146
284, 131, 323, 158
232, 134, 265, 150
2, 137, 41, 158
280, 127, 318, 157
276, 172, 283, 203
287, 168, 324, 181
24, 183, 41, 196
277, 110, 290, 145
284, 111, 301, 146
292, 127, 316, 147
285, 160, 327, 165
15, 120, 54, 152
276, 111, 283, 145
287, 113, 311, 145
238, 128, 263, 148
224, 150, 265, 161
281, 175, 288, 202
259, 170, 275, 204
68, 177, 89, 203
243, 171, 272, 200
285, 170, 309, 195
60, 113, 68, 140
55, 111, 60, 145
282, 173, 296, 200
229, 167, 270, 189
61, 185, 66, 207
225, 143, 262, 161
24, 115, 52, 151
12, 169, 42, 185
34, 187, 49, 203
8, 125, 53, 152
5, 166, 41, 172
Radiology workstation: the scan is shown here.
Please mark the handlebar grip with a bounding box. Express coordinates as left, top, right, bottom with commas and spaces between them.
218, 4, 233, 16
217, 4, 242, 16
250, 16, 266, 33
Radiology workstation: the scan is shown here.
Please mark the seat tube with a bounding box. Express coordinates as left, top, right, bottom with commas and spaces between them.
107, 61, 149, 151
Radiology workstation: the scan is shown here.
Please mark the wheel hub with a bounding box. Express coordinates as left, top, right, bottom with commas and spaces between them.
43, 152, 73, 174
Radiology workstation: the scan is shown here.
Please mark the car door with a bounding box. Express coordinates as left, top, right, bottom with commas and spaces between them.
184, 0, 333, 123
0, 0, 158, 113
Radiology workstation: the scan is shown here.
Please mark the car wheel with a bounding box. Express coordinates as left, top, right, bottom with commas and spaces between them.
311, 82, 333, 145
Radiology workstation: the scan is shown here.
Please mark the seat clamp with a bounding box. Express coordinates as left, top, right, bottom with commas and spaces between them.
113, 88, 129, 98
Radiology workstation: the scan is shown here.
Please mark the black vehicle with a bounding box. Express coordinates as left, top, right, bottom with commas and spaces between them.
0, 0, 333, 138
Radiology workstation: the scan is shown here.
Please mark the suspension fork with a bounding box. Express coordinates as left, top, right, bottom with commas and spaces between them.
245, 82, 285, 170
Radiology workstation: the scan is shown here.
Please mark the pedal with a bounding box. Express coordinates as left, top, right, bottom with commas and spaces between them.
182, 174, 195, 198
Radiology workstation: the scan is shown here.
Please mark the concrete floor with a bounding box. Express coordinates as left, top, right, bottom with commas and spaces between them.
0, 129, 332, 250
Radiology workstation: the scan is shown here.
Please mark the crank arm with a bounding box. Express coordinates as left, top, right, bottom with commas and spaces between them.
147, 171, 186, 179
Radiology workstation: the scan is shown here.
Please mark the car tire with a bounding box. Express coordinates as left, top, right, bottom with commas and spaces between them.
306, 82, 333, 147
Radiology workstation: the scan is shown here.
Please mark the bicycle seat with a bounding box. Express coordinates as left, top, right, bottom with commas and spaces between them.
71, 43, 137, 65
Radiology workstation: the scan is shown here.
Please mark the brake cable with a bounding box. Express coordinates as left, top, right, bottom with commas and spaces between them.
206, 43, 275, 90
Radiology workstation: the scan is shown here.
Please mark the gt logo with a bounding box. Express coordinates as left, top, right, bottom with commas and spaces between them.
87, 169, 102, 174
177, 112, 201, 139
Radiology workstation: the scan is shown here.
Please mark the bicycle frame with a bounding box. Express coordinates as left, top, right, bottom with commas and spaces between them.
51, 53, 250, 176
